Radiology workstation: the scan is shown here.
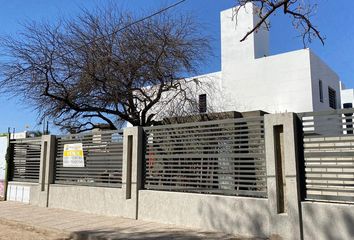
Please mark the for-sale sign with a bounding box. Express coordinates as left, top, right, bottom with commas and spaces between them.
63, 143, 85, 167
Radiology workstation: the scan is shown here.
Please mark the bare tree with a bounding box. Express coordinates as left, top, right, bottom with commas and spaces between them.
236, 0, 324, 46
0, 5, 211, 133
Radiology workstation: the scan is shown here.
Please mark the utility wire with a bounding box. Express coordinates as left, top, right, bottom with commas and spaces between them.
2, 0, 187, 134
28, 0, 187, 68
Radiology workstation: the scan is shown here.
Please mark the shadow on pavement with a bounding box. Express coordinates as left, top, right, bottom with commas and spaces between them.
66, 228, 250, 240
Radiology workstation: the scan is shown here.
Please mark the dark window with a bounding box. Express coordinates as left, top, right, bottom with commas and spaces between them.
343, 103, 353, 134
328, 87, 336, 109
199, 94, 207, 113
343, 103, 353, 109
319, 80, 323, 103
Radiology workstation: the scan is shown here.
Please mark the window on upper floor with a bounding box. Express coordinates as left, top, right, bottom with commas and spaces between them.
199, 94, 207, 113
328, 87, 336, 109
319, 80, 323, 103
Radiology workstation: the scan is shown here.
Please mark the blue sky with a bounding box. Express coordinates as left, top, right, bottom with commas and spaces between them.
0, 0, 353, 133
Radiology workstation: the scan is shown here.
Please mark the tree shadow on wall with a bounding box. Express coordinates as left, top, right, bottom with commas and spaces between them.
196, 195, 270, 240
301, 202, 354, 240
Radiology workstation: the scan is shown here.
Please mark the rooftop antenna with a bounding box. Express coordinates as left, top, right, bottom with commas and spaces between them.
42, 117, 45, 135
46, 120, 49, 135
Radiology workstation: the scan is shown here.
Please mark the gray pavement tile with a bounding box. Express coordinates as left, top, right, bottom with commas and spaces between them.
0, 201, 241, 240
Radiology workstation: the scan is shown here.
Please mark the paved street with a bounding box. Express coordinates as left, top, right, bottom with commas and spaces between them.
0, 201, 246, 240
0, 218, 68, 240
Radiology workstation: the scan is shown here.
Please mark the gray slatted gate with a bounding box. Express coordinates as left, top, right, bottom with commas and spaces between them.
9, 137, 42, 182
143, 116, 267, 197
54, 130, 123, 187
298, 108, 354, 202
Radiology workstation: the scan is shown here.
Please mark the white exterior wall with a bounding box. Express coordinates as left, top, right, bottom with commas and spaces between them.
220, 4, 269, 68
215, 3, 340, 114
222, 49, 313, 113
150, 2, 344, 122
310, 51, 341, 111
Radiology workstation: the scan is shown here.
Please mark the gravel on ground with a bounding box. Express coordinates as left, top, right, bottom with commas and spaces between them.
0, 219, 69, 240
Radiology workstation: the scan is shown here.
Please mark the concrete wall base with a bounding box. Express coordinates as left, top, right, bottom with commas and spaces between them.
302, 201, 354, 240
138, 190, 270, 238
48, 184, 127, 217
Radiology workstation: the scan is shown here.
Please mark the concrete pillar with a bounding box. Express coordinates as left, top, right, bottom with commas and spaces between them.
37, 135, 56, 207
264, 113, 303, 240
121, 127, 143, 219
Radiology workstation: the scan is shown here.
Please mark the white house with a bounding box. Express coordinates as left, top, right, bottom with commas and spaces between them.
341, 82, 354, 109
190, 3, 342, 115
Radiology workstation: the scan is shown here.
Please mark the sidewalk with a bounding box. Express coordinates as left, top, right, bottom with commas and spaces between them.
0, 201, 242, 240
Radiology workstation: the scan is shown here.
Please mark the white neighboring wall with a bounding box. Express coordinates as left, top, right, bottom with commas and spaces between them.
183, 71, 223, 113
126, 71, 223, 125
147, 71, 223, 121
0, 137, 7, 199
341, 82, 354, 108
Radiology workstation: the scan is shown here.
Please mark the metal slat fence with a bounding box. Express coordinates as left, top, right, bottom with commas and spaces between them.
55, 130, 123, 187
298, 108, 354, 203
143, 117, 267, 197
9, 137, 42, 182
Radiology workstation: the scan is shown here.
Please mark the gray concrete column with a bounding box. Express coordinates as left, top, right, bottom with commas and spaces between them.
37, 135, 56, 207
121, 127, 143, 219
264, 113, 303, 240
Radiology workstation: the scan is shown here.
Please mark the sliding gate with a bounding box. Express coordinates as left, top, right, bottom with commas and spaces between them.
54, 130, 124, 187
143, 116, 267, 198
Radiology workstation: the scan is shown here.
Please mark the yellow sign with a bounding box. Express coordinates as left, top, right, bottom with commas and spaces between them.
63, 143, 85, 167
